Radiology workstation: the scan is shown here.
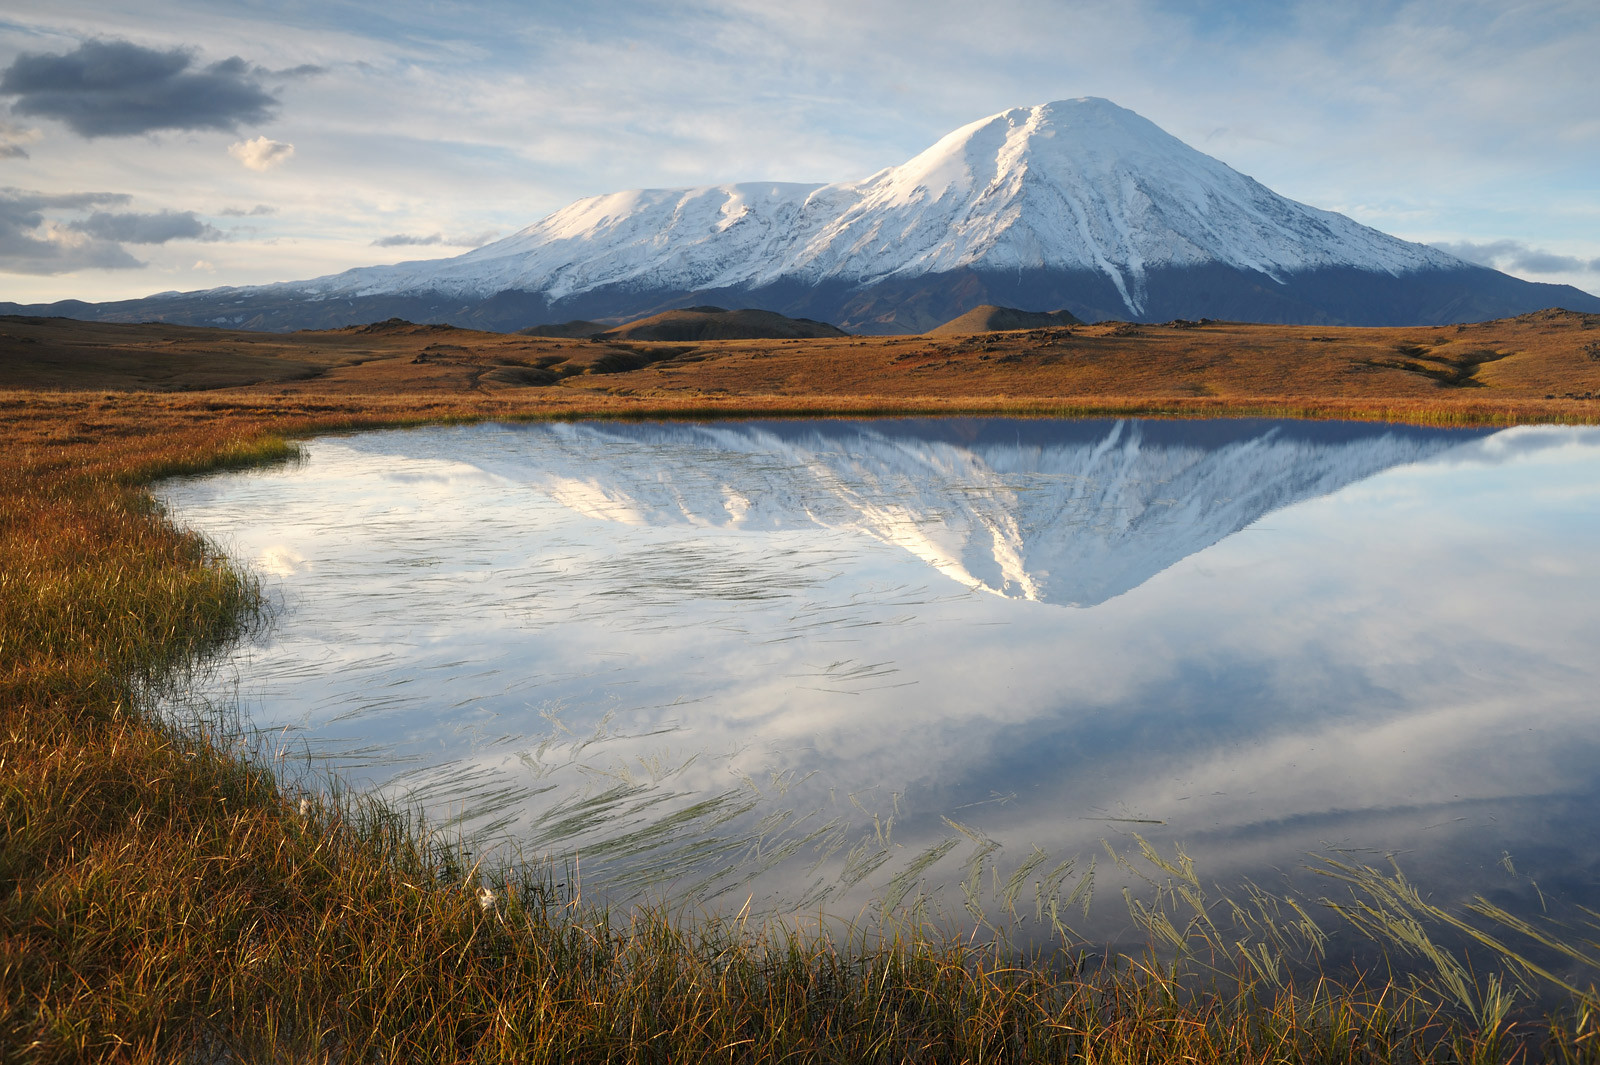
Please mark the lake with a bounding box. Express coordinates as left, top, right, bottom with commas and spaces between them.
158, 417, 1600, 944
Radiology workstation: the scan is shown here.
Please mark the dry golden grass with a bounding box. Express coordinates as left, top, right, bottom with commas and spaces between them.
5, 308, 1600, 422
3, 312, 1600, 1060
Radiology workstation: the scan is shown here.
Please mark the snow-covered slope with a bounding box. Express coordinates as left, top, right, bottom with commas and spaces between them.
289, 98, 1467, 318
23, 97, 1596, 331
458, 419, 1486, 607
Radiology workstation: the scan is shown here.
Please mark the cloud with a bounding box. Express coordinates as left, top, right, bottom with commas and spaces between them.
0, 39, 278, 137
220, 204, 277, 217
228, 136, 294, 170
1516, 250, 1591, 274
0, 188, 131, 214
0, 121, 41, 159
0, 188, 143, 273
0, 190, 225, 277
373, 232, 444, 247
67, 209, 222, 244
1433, 239, 1598, 275
372, 230, 500, 248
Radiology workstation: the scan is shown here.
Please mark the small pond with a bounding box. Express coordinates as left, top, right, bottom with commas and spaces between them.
159, 418, 1600, 944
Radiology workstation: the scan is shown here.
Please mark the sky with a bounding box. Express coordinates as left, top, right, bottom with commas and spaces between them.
0, 0, 1596, 304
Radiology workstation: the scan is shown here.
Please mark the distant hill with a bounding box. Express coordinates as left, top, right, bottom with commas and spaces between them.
580, 306, 848, 341
518, 319, 611, 338
926, 305, 1084, 335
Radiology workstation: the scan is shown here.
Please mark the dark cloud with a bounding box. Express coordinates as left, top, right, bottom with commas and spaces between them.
0, 187, 143, 273
0, 187, 132, 215
68, 209, 222, 244
1434, 239, 1595, 275
0, 39, 278, 137
220, 204, 277, 217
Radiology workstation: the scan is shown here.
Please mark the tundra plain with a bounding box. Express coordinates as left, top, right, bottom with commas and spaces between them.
4, 309, 1600, 1061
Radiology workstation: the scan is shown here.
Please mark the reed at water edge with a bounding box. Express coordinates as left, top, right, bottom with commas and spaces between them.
2, 390, 1597, 1062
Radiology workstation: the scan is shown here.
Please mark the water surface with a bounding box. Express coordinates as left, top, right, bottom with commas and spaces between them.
160, 418, 1600, 935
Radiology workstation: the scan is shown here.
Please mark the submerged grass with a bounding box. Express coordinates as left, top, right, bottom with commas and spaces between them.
3, 390, 1599, 1061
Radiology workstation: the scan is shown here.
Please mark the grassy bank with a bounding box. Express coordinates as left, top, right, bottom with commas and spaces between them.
3, 390, 1598, 1061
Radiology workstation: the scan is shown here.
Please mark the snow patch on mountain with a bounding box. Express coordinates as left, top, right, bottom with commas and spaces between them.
280, 98, 1470, 318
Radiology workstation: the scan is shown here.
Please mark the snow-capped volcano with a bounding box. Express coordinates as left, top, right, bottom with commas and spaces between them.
13, 99, 1598, 331
315, 99, 1459, 318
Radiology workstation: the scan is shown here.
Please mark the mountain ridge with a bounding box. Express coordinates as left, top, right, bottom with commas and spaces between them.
7, 98, 1598, 332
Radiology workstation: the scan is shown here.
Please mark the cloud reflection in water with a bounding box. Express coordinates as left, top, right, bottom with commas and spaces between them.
158, 419, 1600, 932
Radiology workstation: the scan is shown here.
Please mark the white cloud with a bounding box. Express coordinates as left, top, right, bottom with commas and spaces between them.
228, 135, 294, 171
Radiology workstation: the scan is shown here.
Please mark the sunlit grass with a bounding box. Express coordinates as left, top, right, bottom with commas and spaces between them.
3, 388, 1599, 1061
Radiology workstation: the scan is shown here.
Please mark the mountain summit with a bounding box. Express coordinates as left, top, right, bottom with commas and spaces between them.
12, 99, 1598, 332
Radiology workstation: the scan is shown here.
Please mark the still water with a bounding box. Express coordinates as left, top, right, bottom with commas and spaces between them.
159, 418, 1600, 935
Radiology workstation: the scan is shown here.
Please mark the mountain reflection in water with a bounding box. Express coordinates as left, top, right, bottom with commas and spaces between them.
159, 419, 1600, 936
463, 419, 1482, 606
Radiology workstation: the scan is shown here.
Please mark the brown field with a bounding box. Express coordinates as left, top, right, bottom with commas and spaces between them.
5, 310, 1600, 1059
4, 308, 1600, 424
